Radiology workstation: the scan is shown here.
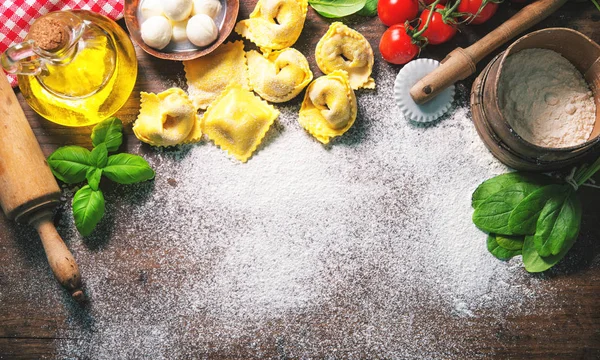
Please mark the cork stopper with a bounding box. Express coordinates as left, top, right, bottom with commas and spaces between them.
27, 16, 70, 52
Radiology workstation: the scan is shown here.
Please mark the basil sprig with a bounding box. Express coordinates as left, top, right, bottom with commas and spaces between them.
308, 0, 378, 18
47, 117, 155, 236
471, 157, 600, 272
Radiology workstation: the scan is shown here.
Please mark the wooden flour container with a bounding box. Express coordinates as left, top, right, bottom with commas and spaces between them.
471, 28, 600, 171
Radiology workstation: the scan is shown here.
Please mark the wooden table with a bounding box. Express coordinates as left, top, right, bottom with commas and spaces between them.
1, 2, 600, 359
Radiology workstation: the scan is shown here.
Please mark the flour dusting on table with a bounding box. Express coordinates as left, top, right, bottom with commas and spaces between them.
17, 62, 560, 358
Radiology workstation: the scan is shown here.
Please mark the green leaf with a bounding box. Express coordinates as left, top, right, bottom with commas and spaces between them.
487, 234, 522, 260
91, 117, 123, 152
89, 143, 108, 168
471, 172, 550, 209
534, 192, 582, 257
508, 184, 568, 235
357, 0, 377, 16
522, 233, 577, 273
103, 153, 155, 184
47, 146, 92, 184
472, 182, 541, 235
86, 167, 103, 191
496, 234, 524, 251
72, 185, 105, 236
309, 0, 366, 18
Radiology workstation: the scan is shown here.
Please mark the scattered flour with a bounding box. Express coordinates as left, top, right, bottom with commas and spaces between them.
4, 61, 566, 359
498, 48, 596, 148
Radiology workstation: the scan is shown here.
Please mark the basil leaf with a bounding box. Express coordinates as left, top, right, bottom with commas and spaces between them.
487, 234, 522, 260
523, 233, 576, 273
91, 117, 123, 152
309, 0, 366, 18
86, 167, 103, 191
103, 153, 155, 184
72, 185, 105, 236
89, 143, 108, 168
472, 182, 541, 235
472, 172, 550, 209
508, 184, 568, 235
534, 192, 582, 257
47, 146, 92, 184
357, 0, 377, 16
496, 234, 524, 251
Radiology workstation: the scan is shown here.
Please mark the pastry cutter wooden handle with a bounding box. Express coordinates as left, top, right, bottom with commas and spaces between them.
0, 73, 84, 301
409, 0, 569, 105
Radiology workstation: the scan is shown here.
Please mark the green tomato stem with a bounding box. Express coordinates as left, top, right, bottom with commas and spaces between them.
413, 0, 442, 39
591, 0, 600, 11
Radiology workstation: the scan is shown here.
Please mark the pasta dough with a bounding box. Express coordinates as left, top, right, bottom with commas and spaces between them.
133, 88, 202, 146
235, 0, 308, 51
299, 70, 357, 144
202, 83, 279, 162
315, 22, 375, 90
247, 48, 313, 103
184, 40, 249, 109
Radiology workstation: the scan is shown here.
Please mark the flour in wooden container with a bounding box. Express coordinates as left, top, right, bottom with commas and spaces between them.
498, 48, 596, 148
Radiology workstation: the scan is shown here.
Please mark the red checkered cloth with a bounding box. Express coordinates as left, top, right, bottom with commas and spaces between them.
1, 0, 124, 87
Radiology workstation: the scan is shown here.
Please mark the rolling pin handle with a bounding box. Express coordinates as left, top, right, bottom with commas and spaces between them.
31, 212, 85, 302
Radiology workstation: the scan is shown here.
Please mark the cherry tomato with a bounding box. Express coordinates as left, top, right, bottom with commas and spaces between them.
377, 0, 419, 27
457, 0, 499, 25
379, 24, 419, 65
417, 5, 457, 45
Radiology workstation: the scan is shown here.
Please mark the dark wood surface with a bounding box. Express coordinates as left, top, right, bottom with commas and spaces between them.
1, 2, 600, 359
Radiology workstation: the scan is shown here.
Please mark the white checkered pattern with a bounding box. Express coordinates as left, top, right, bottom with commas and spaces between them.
1, 0, 124, 87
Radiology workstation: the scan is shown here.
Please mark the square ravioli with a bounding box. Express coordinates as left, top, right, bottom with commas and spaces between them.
183, 41, 249, 110
202, 84, 279, 162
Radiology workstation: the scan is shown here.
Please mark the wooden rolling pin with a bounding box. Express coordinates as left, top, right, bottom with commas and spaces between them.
409, 0, 569, 104
0, 73, 84, 301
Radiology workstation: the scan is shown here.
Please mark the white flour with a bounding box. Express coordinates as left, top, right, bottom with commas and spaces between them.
498, 48, 596, 148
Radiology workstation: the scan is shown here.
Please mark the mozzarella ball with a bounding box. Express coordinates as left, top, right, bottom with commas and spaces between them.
141, 16, 172, 49
163, 0, 193, 22
140, 0, 164, 18
192, 0, 222, 19
186, 14, 218, 47
171, 20, 188, 42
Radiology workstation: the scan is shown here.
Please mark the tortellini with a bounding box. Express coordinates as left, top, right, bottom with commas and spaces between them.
247, 48, 313, 103
133, 88, 202, 146
202, 83, 279, 162
299, 70, 357, 144
235, 0, 308, 51
184, 40, 249, 110
315, 22, 375, 90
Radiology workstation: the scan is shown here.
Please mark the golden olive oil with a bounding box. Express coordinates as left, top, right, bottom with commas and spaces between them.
17, 11, 137, 127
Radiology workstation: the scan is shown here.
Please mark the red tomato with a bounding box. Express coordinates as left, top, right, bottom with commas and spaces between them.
377, 0, 419, 27
379, 24, 419, 65
417, 5, 457, 45
423, 0, 447, 4
457, 0, 499, 25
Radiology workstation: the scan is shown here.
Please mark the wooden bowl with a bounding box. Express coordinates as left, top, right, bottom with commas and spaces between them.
471, 28, 600, 171
124, 0, 239, 61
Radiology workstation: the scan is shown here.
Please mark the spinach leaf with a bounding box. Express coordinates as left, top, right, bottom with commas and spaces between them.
495, 234, 524, 251
534, 192, 582, 257
357, 0, 378, 16
86, 167, 103, 191
471, 172, 549, 208
487, 234, 522, 260
72, 185, 105, 236
103, 153, 155, 184
89, 143, 108, 169
472, 182, 541, 235
91, 117, 123, 152
47, 146, 92, 184
508, 184, 568, 235
522, 233, 577, 273
309, 0, 366, 18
